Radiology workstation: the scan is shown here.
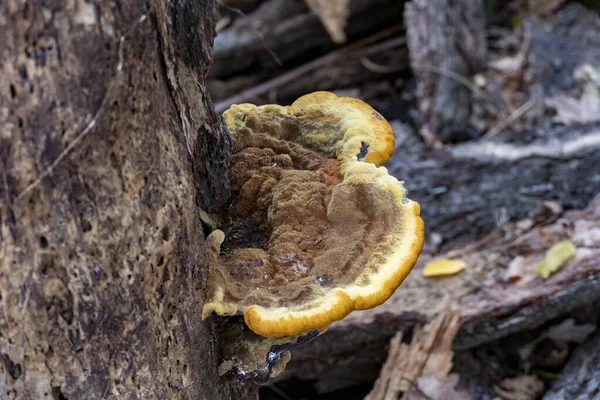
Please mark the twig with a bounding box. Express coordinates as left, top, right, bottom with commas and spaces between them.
452, 127, 600, 161
416, 64, 501, 116
217, 0, 282, 66
214, 25, 404, 113
359, 36, 406, 57
360, 56, 405, 74
265, 383, 295, 400
16, 14, 148, 201
484, 99, 535, 139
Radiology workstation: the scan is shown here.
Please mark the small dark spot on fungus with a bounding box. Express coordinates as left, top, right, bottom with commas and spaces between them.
40, 236, 48, 248
9, 84, 17, 99
316, 274, 333, 287
357, 141, 369, 161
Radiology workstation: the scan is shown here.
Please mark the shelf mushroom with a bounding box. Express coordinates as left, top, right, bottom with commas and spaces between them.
202, 91, 425, 338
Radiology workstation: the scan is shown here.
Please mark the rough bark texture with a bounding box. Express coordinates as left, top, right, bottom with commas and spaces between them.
210, 0, 405, 79
275, 122, 600, 393
542, 330, 600, 400
405, 0, 487, 144
0, 0, 253, 399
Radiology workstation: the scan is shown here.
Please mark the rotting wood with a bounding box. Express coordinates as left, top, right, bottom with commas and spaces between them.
365, 309, 461, 400
0, 0, 253, 398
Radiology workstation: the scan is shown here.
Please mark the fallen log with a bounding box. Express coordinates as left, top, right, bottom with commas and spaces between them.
274, 121, 600, 393
209, 35, 408, 106
210, 34, 408, 111
210, 0, 405, 78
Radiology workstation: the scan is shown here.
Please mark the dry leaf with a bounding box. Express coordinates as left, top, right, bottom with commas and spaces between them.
423, 259, 466, 277
535, 240, 577, 279
548, 318, 596, 344
547, 64, 600, 124
305, 0, 350, 43
494, 375, 544, 400
518, 319, 596, 363
415, 374, 470, 400
546, 92, 600, 124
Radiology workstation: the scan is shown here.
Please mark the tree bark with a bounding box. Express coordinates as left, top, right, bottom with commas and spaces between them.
0, 1, 253, 399
405, 0, 487, 144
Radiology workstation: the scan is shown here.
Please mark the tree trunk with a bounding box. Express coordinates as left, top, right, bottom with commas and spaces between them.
405, 0, 487, 144
0, 1, 254, 399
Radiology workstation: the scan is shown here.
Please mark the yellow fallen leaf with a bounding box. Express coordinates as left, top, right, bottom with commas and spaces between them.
535, 240, 577, 279
423, 259, 466, 277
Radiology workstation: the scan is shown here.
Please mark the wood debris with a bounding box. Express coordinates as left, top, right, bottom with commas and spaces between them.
494, 375, 545, 400
365, 308, 461, 400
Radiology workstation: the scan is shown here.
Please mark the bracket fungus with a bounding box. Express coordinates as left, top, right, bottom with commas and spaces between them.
202, 91, 424, 341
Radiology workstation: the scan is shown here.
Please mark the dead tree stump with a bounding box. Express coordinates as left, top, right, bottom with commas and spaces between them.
0, 0, 254, 398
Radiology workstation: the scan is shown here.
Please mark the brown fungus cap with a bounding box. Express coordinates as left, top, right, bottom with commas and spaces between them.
202, 92, 424, 338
